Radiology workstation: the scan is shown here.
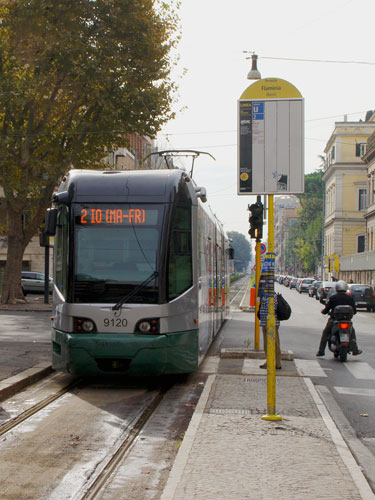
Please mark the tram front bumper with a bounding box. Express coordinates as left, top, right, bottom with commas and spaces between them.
52, 329, 199, 376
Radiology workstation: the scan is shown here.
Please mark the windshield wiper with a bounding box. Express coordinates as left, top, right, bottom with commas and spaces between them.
112, 271, 158, 310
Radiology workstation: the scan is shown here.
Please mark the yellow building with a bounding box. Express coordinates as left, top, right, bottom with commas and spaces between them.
364, 129, 375, 251
323, 115, 375, 280
274, 196, 299, 275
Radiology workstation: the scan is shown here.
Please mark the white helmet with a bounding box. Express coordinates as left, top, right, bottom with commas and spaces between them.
335, 280, 347, 292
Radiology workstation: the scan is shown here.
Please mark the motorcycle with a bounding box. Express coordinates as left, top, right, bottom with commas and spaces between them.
328, 305, 354, 362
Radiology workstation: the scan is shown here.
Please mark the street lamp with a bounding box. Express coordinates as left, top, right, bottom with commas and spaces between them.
247, 53, 261, 80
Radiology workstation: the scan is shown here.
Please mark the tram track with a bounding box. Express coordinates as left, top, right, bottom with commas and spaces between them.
79, 383, 172, 500
0, 377, 81, 437
0, 374, 185, 500
230, 276, 250, 306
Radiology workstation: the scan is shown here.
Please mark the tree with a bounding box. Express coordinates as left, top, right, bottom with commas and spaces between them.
0, 0, 180, 303
281, 170, 324, 276
227, 231, 251, 273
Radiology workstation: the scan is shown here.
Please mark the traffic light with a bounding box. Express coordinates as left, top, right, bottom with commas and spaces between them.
248, 201, 263, 241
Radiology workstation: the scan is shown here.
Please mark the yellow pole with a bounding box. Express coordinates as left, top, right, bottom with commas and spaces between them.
254, 240, 261, 349
262, 194, 282, 421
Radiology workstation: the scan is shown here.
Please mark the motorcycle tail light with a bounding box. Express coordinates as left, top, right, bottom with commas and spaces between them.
339, 322, 350, 329
347, 291, 352, 296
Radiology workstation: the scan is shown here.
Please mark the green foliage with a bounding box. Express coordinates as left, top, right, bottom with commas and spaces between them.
0, 0, 181, 302
227, 231, 251, 273
285, 170, 324, 275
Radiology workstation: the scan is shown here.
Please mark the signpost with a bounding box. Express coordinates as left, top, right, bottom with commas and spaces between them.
238, 78, 304, 196
238, 74, 304, 422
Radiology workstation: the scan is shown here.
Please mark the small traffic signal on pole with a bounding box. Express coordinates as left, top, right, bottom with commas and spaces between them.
248, 201, 263, 241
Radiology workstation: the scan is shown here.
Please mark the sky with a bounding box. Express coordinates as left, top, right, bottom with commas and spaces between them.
157, 0, 375, 241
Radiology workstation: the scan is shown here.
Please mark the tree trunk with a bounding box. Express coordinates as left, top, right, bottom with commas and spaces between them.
1, 199, 28, 305
1, 233, 27, 304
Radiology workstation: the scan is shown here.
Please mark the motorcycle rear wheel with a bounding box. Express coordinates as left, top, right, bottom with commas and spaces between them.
339, 347, 348, 362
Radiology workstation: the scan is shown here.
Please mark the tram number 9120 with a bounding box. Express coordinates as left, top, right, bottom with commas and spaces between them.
104, 318, 128, 328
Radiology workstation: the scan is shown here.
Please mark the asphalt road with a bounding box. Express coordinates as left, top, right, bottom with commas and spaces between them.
274, 282, 375, 459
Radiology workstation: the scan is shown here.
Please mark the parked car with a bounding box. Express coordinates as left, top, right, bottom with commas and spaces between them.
289, 277, 298, 289
308, 280, 322, 298
317, 281, 336, 303
347, 284, 375, 311
297, 277, 315, 293
326, 286, 337, 302
283, 276, 292, 287
21, 271, 53, 295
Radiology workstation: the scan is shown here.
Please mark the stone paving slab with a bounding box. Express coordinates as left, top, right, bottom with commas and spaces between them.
161, 374, 374, 500
221, 347, 294, 360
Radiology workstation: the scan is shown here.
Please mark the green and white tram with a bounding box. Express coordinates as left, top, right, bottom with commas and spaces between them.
46, 168, 232, 376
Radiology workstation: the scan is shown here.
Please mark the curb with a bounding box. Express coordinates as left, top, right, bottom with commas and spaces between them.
160, 374, 216, 500
304, 378, 375, 500
0, 362, 53, 402
239, 305, 255, 312
220, 348, 294, 360
0, 305, 52, 312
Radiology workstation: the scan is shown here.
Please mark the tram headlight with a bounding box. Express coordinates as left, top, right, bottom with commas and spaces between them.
135, 318, 160, 334
74, 317, 97, 333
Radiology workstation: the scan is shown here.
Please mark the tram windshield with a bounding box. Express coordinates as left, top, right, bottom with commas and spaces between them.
72, 204, 164, 303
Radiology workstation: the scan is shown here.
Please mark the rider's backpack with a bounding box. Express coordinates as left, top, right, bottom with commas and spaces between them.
276, 293, 291, 321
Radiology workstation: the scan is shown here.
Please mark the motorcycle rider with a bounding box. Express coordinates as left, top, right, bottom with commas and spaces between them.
316, 280, 362, 357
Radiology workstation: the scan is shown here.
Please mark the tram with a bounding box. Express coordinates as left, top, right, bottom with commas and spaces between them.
45, 167, 232, 376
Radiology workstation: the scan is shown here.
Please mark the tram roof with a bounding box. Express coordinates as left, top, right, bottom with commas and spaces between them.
56, 168, 194, 204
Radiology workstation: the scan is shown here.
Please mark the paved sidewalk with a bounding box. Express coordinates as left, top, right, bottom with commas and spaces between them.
0, 298, 52, 400
161, 373, 374, 500
0, 297, 52, 312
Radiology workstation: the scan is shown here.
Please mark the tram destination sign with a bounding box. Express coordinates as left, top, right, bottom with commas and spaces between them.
238, 78, 304, 195
75, 205, 160, 226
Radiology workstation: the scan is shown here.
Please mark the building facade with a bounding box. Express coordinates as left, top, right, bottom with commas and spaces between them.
323, 115, 375, 281
340, 125, 375, 284
274, 196, 300, 275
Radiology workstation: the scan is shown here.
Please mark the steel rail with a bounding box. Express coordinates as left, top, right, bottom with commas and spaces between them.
230, 277, 250, 305
0, 379, 81, 437
79, 384, 171, 500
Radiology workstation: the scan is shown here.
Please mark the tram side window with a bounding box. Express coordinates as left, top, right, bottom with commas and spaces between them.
55, 207, 68, 297
168, 206, 192, 300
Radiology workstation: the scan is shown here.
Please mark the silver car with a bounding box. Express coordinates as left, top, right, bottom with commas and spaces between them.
297, 277, 315, 293
21, 271, 53, 295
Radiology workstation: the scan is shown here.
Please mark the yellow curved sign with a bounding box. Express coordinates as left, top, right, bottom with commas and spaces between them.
240, 77, 302, 100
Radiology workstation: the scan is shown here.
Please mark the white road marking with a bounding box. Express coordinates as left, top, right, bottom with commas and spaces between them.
345, 362, 375, 380
294, 359, 327, 377
335, 387, 375, 397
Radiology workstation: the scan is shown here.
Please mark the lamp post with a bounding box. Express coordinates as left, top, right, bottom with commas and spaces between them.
247, 55, 261, 351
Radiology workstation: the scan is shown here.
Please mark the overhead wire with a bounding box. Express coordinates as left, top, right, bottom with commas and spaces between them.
259, 56, 375, 66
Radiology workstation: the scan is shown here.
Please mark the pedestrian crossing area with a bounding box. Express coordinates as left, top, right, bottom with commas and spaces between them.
199, 356, 375, 398
295, 359, 375, 380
